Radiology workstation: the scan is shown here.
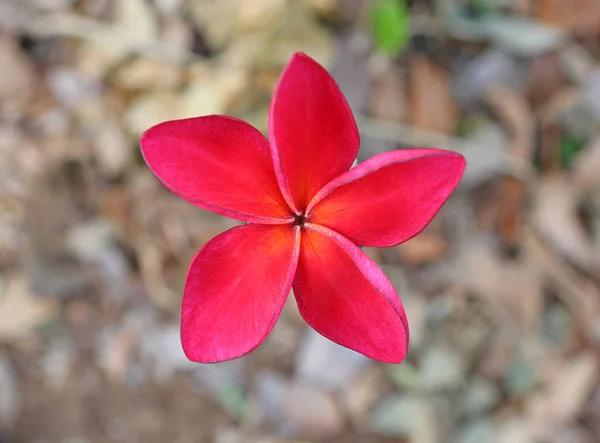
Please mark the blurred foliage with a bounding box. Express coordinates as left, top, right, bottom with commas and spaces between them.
369, 0, 410, 55
560, 133, 585, 167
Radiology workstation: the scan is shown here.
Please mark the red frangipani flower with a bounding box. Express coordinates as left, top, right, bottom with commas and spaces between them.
140, 52, 465, 364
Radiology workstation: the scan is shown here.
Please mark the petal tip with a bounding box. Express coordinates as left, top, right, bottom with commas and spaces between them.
284, 51, 329, 79
381, 354, 408, 365
449, 151, 467, 180
290, 51, 313, 63
180, 332, 249, 364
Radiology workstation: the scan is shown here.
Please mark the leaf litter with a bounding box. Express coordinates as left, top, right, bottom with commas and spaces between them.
1, 0, 600, 442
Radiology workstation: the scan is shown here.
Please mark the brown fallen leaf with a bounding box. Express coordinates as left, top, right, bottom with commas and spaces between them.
497, 175, 527, 249
408, 55, 458, 134
538, 87, 582, 126
396, 232, 448, 267
485, 87, 535, 248
538, 123, 563, 173
537, 0, 600, 37
527, 51, 565, 110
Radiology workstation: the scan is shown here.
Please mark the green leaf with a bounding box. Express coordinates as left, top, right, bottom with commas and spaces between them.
370, 0, 410, 55
217, 385, 247, 421
386, 361, 420, 390
560, 133, 584, 168
467, 0, 494, 18
504, 359, 537, 396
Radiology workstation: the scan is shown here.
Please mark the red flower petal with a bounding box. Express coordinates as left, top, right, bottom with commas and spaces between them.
182, 223, 300, 362
269, 53, 360, 212
141, 116, 292, 224
293, 224, 408, 363
308, 149, 466, 247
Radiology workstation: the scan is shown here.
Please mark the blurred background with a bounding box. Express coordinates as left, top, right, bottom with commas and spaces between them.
1, 0, 600, 442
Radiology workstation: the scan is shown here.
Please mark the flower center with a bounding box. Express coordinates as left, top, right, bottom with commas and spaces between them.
294, 213, 307, 226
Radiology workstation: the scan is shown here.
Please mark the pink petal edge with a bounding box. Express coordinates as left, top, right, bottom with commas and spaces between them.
293, 223, 409, 363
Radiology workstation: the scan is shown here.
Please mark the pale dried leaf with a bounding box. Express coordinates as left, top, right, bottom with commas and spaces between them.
525, 227, 600, 337
113, 0, 157, 42
0, 275, 58, 339
370, 63, 406, 121
459, 239, 543, 331
560, 44, 595, 85
526, 353, 598, 440
531, 176, 600, 274
485, 86, 534, 161
236, 0, 287, 32
0, 35, 38, 118
572, 135, 600, 190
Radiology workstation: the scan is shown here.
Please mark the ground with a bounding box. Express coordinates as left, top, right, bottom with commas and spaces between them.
1, 0, 600, 442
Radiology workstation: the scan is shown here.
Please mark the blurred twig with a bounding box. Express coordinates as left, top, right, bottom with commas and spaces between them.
355, 114, 533, 178
356, 114, 466, 150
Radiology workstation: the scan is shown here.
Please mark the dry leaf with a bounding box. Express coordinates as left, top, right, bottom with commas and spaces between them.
111, 58, 183, 91
459, 239, 543, 332
537, 0, 600, 36
572, 135, 600, 190
485, 87, 534, 247
113, 0, 157, 42
0, 275, 58, 339
498, 175, 527, 248
526, 353, 598, 440
409, 55, 458, 134
539, 124, 563, 173
485, 86, 535, 162
0, 34, 38, 118
526, 225, 600, 337
527, 52, 564, 109
236, 0, 287, 32
531, 176, 600, 275
370, 63, 406, 122
397, 233, 448, 266
560, 44, 595, 85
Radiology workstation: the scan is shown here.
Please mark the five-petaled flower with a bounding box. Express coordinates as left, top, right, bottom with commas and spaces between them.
140, 52, 465, 364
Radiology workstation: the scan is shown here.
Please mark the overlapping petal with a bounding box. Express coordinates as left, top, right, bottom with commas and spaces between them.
181, 224, 300, 362
293, 224, 408, 363
269, 53, 360, 211
308, 149, 466, 247
141, 115, 292, 223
